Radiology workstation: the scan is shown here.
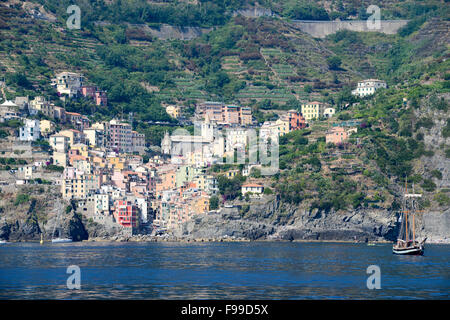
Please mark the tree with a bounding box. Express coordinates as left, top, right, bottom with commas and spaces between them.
327, 56, 342, 70
209, 195, 219, 210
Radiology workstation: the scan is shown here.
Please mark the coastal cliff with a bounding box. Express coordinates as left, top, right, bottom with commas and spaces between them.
177, 196, 448, 243
176, 196, 398, 242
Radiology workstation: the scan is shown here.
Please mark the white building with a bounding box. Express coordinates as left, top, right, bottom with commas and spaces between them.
83, 128, 105, 148
94, 193, 110, 216
51, 72, 84, 98
324, 107, 336, 118
19, 165, 34, 180
241, 183, 264, 195
260, 121, 280, 143
49, 134, 70, 153
0, 100, 19, 122
225, 128, 248, 153
352, 79, 386, 97
19, 119, 40, 141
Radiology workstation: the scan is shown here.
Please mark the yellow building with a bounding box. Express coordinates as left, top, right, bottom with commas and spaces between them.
275, 118, 290, 136
71, 144, 89, 157
301, 102, 325, 121
107, 156, 125, 170
191, 195, 210, 215
58, 129, 85, 146
166, 105, 180, 119
225, 170, 239, 179
62, 173, 100, 199
39, 120, 55, 136
92, 156, 106, 168
193, 175, 206, 190
62, 177, 87, 199
53, 152, 67, 167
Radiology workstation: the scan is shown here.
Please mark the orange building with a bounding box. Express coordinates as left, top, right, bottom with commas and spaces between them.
286, 110, 306, 131
155, 165, 177, 194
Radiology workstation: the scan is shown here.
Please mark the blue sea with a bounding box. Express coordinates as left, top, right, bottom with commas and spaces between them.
0, 241, 448, 299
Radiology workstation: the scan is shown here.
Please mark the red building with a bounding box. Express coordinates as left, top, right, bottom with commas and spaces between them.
113, 200, 139, 229
287, 110, 306, 131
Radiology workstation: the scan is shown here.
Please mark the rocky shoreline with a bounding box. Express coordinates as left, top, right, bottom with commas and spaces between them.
1, 195, 448, 245
4, 237, 450, 244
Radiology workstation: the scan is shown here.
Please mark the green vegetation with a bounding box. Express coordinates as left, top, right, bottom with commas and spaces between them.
442, 119, 450, 138
434, 192, 450, 206
1, 0, 448, 214
45, 165, 64, 172
217, 174, 245, 201
421, 178, 436, 192
14, 194, 30, 206
0, 158, 27, 165
209, 195, 219, 210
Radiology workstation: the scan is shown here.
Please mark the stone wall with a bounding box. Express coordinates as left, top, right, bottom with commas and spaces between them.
291, 20, 409, 38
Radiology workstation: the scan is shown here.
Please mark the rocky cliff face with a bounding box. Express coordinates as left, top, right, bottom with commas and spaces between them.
176, 196, 399, 241
0, 210, 89, 242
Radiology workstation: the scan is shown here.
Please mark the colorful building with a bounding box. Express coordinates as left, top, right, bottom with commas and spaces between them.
51, 72, 84, 98
301, 102, 325, 120
352, 79, 386, 97
242, 183, 264, 195
113, 200, 139, 231
325, 126, 357, 144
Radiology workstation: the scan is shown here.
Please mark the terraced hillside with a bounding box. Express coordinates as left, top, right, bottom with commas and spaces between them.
0, 0, 449, 241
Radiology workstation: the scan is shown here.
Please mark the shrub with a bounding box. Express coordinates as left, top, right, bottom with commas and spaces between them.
430, 170, 442, 180
398, 16, 426, 37
46, 165, 64, 172
442, 119, 450, 138
14, 194, 30, 205
327, 56, 342, 70
421, 179, 436, 192
434, 193, 450, 206
209, 196, 219, 210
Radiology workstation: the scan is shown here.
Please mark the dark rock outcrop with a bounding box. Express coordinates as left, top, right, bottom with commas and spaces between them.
177, 196, 399, 242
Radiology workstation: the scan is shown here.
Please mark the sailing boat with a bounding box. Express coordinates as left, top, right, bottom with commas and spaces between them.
393, 182, 426, 255
51, 208, 72, 244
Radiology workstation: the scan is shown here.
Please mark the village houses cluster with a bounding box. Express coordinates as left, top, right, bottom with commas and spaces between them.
0, 71, 383, 235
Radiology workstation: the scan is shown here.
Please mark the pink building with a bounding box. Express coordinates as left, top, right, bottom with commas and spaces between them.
222, 105, 240, 124
81, 86, 96, 98
326, 127, 357, 144
105, 120, 133, 153
111, 170, 126, 190
197, 102, 223, 122
197, 102, 252, 125
95, 91, 107, 106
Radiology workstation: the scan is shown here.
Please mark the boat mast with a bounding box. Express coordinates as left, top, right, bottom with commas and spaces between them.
405, 179, 408, 243
412, 183, 416, 242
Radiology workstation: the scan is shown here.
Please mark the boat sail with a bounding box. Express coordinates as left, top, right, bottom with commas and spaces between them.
393, 183, 426, 255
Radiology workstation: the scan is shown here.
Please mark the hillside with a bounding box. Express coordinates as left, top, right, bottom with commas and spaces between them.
0, 0, 449, 242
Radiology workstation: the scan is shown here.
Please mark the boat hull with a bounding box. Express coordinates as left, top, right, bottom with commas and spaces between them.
392, 246, 424, 255
51, 238, 73, 243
